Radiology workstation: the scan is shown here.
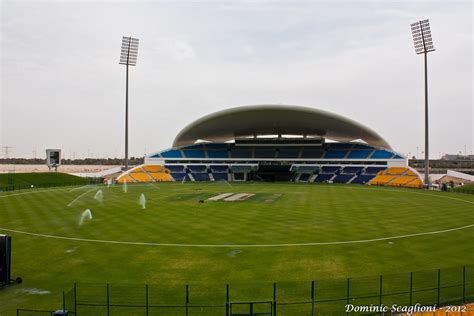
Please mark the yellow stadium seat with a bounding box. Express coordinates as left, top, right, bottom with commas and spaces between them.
389, 176, 417, 186
370, 167, 423, 189
386, 167, 407, 175
130, 173, 152, 182
127, 166, 144, 173
405, 179, 423, 188
142, 165, 168, 173
150, 173, 173, 182
117, 174, 134, 183
116, 164, 174, 183
370, 175, 396, 185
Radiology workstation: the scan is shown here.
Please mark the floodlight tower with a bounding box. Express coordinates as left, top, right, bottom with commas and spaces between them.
410, 19, 434, 189
119, 36, 139, 171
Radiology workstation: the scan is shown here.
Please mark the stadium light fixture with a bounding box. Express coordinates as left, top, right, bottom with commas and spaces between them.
410, 19, 434, 189
119, 36, 139, 171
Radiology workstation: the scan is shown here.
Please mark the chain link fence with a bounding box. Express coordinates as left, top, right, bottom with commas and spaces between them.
52, 265, 474, 315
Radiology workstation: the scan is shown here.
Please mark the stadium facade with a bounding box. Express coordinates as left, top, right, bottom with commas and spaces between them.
117, 105, 423, 188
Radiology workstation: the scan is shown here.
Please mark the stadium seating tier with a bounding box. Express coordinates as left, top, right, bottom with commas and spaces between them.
117, 142, 415, 187
369, 167, 423, 188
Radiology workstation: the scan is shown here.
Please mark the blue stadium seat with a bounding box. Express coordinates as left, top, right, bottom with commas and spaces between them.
184, 144, 205, 150
342, 166, 364, 174
347, 150, 372, 159
365, 167, 386, 175
371, 150, 394, 159
161, 149, 182, 158
324, 151, 347, 159
314, 174, 334, 182
171, 173, 189, 181
166, 165, 185, 172
351, 174, 375, 184
212, 173, 228, 181
353, 143, 372, 149
210, 165, 228, 172
192, 173, 210, 181
333, 174, 354, 183
183, 150, 206, 158
207, 150, 228, 158
321, 166, 340, 174
187, 165, 207, 173
205, 143, 228, 149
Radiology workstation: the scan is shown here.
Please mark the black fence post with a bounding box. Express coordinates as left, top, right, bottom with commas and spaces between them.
186, 284, 189, 316
226, 284, 230, 316
106, 284, 110, 316
145, 284, 149, 316
63, 291, 66, 314
437, 269, 441, 306
409, 272, 413, 306
273, 282, 277, 316
311, 281, 315, 316
346, 278, 350, 315
379, 275, 383, 306
74, 282, 77, 316
463, 265, 466, 304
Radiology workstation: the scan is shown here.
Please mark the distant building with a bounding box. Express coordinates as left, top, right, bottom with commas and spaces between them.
441, 154, 474, 161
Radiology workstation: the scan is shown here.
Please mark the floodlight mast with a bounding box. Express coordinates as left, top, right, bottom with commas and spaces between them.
411, 19, 434, 189
119, 36, 139, 171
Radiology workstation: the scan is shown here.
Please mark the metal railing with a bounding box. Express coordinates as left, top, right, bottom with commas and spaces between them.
55, 264, 473, 315
16, 309, 56, 316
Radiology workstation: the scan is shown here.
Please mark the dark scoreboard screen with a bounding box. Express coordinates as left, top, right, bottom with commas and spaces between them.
49, 151, 60, 165
0, 235, 11, 284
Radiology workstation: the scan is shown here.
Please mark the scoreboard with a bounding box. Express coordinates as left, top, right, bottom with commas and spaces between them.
0, 235, 11, 285
46, 149, 61, 171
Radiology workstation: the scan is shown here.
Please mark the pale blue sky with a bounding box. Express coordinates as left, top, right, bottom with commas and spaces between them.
1, 0, 472, 159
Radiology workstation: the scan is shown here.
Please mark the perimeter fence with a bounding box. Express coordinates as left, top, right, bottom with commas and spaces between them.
16, 309, 56, 316
55, 264, 474, 316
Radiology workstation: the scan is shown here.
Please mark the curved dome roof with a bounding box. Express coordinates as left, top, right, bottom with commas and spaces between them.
173, 105, 391, 149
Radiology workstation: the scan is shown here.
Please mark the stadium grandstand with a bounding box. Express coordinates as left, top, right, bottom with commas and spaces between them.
117, 105, 423, 188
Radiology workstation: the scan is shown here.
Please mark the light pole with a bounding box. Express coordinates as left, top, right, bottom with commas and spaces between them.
411, 19, 435, 188
119, 36, 139, 171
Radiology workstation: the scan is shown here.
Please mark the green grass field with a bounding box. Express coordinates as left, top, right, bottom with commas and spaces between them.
0, 182, 473, 315
0, 172, 90, 191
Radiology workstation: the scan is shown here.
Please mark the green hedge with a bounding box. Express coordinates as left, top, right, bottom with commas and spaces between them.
451, 183, 474, 195
0, 172, 95, 191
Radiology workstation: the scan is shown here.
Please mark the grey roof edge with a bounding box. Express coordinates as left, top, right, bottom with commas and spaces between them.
172, 104, 392, 150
